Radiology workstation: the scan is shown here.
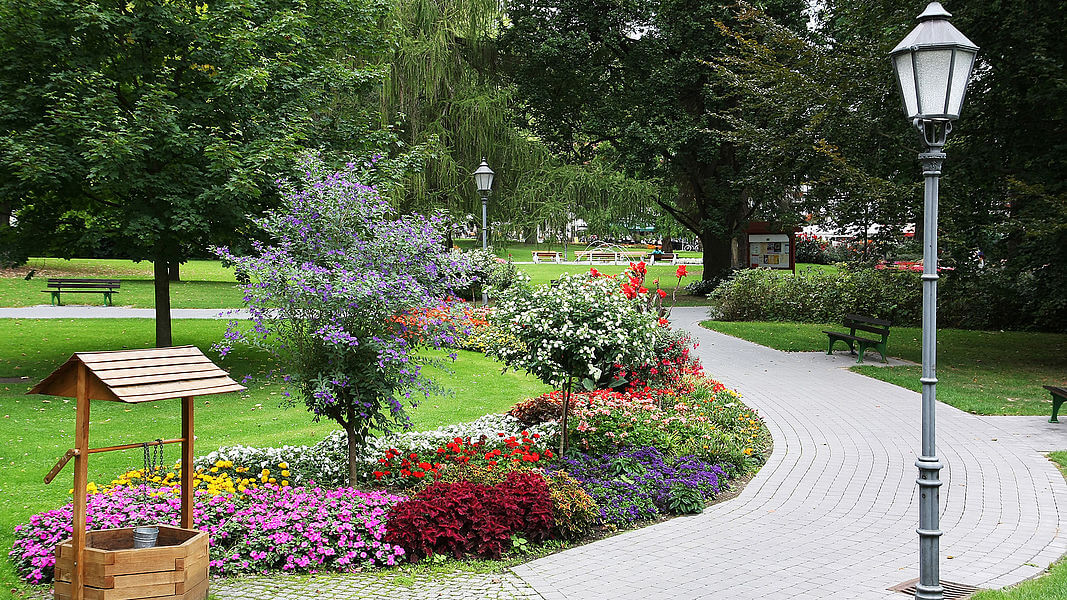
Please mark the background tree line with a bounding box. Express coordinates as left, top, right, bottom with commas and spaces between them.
0, 0, 1063, 334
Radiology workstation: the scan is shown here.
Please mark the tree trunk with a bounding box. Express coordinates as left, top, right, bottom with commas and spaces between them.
344, 421, 360, 487
661, 235, 673, 253
700, 232, 733, 281
153, 261, 173, 347
168, 261, 180, 282
444, 229, 453, 252
559, 378, 571, 457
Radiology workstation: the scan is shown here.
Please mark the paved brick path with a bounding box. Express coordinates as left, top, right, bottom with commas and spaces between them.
514, 307, 1066, 599
212, 571, 542, 600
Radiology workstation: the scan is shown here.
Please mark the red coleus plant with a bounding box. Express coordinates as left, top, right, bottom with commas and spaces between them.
384, 471, 555, 560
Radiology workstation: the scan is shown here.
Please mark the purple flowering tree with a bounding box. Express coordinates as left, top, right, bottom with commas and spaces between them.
215, 155, 474, 485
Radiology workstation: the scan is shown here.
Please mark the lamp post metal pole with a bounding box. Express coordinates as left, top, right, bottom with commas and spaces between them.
915, 120, 948, 600
481, 191, 489, 306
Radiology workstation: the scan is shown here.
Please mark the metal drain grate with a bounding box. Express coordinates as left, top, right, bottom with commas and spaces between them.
889, 579, 981, 599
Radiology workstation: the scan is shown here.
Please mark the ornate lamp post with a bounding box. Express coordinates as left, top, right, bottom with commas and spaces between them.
473, 158, 495, 306
890, 4, 977, 599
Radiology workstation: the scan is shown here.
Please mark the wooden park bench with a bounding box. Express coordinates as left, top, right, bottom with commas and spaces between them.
1044, 386, 1066, 423
650, 252, 677, 264
824, 314, 891, 364
618, 251, 648, 263
43, 278, 121, 306
575, 250, 620, 264
531, 251, 563, 264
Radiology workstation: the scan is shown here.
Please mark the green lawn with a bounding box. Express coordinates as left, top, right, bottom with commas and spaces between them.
453, 239, 704, 260
0, 318, 550, 594
1, 256, 714, 307
701, 320, 1067, 416
0, 258, 244, 308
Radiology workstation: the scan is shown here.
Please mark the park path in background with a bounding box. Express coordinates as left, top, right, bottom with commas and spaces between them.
0, 305, 246, 319
513, 306, 1066, 600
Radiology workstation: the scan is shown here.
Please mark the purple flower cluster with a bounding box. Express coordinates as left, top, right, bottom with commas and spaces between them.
211, 153, 477, 473
10, 484, 407, 584
553, 446, 727, 526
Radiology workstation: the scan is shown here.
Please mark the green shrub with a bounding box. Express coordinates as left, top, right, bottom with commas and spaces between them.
709, 264, 1066, 332
708, 267, 920, 325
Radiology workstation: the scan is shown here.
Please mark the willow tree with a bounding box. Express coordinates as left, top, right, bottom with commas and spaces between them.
377, 0, 659, 241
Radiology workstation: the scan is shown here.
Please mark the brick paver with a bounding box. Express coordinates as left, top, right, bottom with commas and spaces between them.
513, 307, 1066, 599
211, 571, 543, 600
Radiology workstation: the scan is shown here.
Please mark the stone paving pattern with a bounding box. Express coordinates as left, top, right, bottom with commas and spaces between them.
212, 571, 543, 600
515, 307, 1067, 599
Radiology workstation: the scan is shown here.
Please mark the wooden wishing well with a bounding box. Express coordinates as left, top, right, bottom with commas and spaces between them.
30, 346, 244, 600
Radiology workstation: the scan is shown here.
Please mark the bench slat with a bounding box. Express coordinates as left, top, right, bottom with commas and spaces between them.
842, 313, 891, 327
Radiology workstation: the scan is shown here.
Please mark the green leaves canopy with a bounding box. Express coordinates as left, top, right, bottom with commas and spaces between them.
0, 0, 392, 264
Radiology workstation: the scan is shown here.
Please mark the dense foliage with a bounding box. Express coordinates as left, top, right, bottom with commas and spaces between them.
0, 0, 396, 342
710, 265, 1066, 333
500, 0, 807, 279
384, 472, 554, 560
216, 156, 474, 484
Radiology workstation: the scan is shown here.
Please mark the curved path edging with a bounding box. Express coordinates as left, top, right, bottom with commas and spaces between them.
513, 307, 1066, 600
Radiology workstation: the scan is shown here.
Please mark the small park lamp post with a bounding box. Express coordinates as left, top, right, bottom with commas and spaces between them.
890, 3, 978, 599
473, 158, 495, 306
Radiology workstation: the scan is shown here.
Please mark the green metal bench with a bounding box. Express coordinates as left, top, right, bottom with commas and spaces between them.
823, 314, 891, 364
1044, 386, 1066, 423
43, 278, 121, 306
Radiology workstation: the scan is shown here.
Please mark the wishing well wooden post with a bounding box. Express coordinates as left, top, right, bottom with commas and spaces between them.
31, 346, 244, 600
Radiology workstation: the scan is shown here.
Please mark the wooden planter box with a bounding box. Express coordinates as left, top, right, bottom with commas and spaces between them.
53, 526, 208, 600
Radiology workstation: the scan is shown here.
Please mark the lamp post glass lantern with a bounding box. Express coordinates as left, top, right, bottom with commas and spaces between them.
473, 159, 494, 305
890, 4, 977, 600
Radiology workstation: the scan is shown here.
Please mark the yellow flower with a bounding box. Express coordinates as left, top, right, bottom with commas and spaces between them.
210, 467, 219, 473
281, 480, 289, 486
268, 477, 276, 483
278, 462, 288, 469
281, 470, 290, 477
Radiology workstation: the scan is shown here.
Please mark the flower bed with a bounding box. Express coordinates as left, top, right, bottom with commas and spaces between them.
11, 484, 404, 584
554, 446, 727, 526
12, 374, 767, 586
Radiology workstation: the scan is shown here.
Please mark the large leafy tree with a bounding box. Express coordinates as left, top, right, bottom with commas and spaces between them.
711, 3, 919, 258
378, 0, 659, 243
501, 0, 807, 279
0, 0, 391, 345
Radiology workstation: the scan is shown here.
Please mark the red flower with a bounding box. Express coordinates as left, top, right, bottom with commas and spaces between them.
676, 265, 688, 278
590, 268, 600, 277
656, 288, 667, 298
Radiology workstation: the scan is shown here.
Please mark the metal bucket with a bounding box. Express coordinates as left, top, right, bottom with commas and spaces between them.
132, 526, 159, 549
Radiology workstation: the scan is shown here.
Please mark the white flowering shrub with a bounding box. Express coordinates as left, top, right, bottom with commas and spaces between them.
489, 273, 661, 388
489, 272, 664, 454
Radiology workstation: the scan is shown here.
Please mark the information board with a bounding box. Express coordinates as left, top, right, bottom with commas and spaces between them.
749, 234, 791, 269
